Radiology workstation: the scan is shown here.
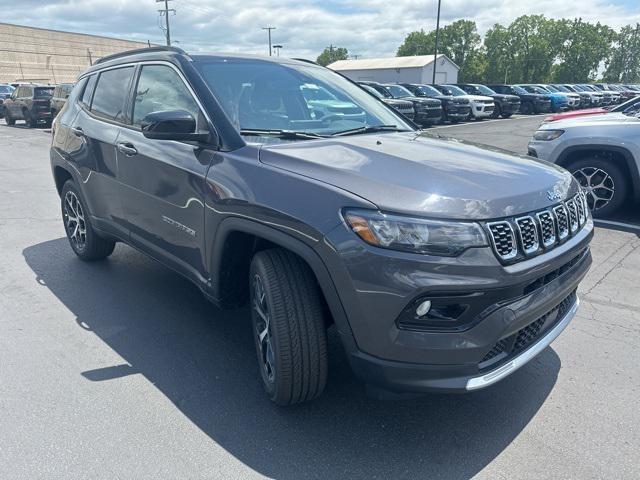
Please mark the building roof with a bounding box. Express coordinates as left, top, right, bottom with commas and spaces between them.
328, 54, 459, 71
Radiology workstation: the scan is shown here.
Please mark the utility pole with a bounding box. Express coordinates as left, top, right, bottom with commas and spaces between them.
157, 0, 175, 46
432, 0, 442, 85
262, 27, 276, 56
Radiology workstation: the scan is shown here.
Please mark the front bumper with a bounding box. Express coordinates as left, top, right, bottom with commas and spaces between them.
470, 102, 494, 118
501, 101, 521, 114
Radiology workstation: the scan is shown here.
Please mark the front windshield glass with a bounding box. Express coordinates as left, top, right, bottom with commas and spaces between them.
415, 85, 441, 96
0, 85, 13, 94
476, 85, 496, 95
544, 85, 559, 92
512, 86, 527, 95
554, 85, 570, 92
442, 85, 467, 96
384, 85, 413, 98
361, 84, 383, 99
195, 59, 413, 137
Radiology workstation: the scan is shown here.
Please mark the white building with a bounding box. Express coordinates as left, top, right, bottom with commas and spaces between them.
327, 54, 459, 85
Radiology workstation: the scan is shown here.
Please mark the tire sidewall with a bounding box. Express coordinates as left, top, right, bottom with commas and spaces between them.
568, 157, 628, 217
60, 181, 94, 257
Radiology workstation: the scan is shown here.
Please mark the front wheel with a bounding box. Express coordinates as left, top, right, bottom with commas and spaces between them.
250, 249, 328, 405
521, 102, 533, 115
568, 158, 629, 217
61, 181, 116, 260
491, 104, 501, 119
5, 109, 15, 125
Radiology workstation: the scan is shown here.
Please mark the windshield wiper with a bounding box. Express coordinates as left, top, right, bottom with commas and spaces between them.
330, 125, 410, 136
240, 129, 327, 140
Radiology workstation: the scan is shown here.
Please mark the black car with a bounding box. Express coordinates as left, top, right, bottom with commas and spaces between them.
455, 83, 520, 118
487, 84, 552, 114
400, 83, 471, 123
360, 83, 416, 121
0, 84, 14, 118
3, 84, 55, 127
50, 83, 74, 118
359, 82, 443, 126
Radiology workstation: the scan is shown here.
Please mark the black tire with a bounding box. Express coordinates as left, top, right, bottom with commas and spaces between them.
5, 109, 15, 125
24, 109, 37, 128
567, 157, 629, 218
60, 180, 115, 260
521, 101, 533, 115
491, 103, 501, 119
250, 249, 328, 405
501, 112, 513, 119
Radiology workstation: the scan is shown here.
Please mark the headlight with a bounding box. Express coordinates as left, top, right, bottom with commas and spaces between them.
533, 129, 565, 141
343, 209, 487, 256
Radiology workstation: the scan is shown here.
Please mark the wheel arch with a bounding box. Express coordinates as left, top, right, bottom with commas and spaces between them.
557, 145, 640, 202
53, 165, 74, 196
209, 217, 356, 349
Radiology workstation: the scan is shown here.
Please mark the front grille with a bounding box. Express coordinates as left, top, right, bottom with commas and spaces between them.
486, 193, 588, 263
487, 222, 517, 260
481, 290, 577, 365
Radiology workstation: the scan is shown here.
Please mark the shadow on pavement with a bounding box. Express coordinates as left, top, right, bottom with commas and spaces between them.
24, 238, 561, 480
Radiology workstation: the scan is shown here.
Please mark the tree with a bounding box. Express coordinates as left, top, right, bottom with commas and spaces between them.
396, 20, 485, 82
604, 24, 640, 82
316, 46, 349, 66
483, 24, 512, 83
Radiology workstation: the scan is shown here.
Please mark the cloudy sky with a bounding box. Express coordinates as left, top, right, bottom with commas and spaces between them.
4, 0, 640, 59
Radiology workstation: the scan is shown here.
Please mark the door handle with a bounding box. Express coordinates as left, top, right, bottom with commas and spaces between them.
117, 142, 138, 157
71, 126, 84, 137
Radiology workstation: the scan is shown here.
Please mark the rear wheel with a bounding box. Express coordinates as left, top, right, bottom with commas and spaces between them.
567, 157, 628, 217
61, 181, 116, 260
250, 249, 328, 406
4, 109, 15, 125
24, 109, 37, 128
521, 101, 533, 115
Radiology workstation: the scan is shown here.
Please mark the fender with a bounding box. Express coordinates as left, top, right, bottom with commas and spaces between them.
209, 216, 357, 352
556, 144, 640, 202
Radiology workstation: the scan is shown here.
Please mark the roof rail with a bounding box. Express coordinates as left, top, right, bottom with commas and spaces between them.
95, 46, 186, 65
291, 58, 320, 66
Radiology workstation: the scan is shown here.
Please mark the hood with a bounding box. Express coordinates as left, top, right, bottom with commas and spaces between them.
522, 93, 550, 101
460, 94, 494, 102
493, 94, 520, 102
542, 112, 637, 129
258, 132, 576, 220
405, 96, 441, 106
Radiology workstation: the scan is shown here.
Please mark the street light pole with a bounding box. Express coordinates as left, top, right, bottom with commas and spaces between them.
432, 0, 442, 85
262, 27, 276, 56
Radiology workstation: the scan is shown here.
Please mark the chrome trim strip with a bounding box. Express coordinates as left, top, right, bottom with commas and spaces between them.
466, 297, 579, 391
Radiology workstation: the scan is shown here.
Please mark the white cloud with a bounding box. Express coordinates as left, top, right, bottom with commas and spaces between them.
2, 0, 639, 60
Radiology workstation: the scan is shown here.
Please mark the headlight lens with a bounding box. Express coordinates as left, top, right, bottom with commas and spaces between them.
533, 129, 565, 141
343, 209, 487, 256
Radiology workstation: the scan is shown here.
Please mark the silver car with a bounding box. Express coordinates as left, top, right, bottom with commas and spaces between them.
529, 111, 640, 216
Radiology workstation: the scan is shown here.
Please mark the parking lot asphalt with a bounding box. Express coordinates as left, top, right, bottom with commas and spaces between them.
0, 119, 639, 479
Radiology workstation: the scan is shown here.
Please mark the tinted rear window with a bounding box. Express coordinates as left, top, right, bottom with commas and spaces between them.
91, 67, 135, 121
35, 88, 54, 98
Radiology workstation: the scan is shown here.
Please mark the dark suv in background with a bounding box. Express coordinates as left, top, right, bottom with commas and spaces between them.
359, 81, 443, 126
487, 84, 552, 114
0, 84, 14, 118
455, 83, 520, 118
400, 83, 471, 123
3, 84, 54, 127
359, 83, 416, 121
50, 83, 74, 118
50, 47, 593, 405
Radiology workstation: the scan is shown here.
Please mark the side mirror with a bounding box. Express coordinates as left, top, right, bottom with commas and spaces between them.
140, 110, 210, 142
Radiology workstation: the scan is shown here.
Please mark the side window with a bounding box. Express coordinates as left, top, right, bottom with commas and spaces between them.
91, 66, 135, 122
80, 75, 96, 107
132, 65, 203, 128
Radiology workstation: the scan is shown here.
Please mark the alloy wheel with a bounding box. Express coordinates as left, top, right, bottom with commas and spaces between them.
252, 274, 275, 383
63, 191, 87, 250
572, 167, 615, 211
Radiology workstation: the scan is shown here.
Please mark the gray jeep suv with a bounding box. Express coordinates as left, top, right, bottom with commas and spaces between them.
50, 47, 593, 405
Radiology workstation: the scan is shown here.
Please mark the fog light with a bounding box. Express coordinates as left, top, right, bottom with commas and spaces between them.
416, 300, 432, 317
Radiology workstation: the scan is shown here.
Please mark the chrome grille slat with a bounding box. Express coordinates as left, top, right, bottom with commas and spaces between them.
515, 216, 539, 254
487, 221, 517, 260
576, 192, 587, 225
553, 205, 569, 240
566, 199, 579, 233
536, 211, 556, 247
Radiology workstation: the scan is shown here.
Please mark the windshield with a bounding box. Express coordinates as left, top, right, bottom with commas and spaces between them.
34, 87, 54, 98
475, 85, 496, 95
0, 85, 13, 94
553, 85, 570, 92
384, 85, 413, 98
361, 84, 383, 99
520, 85, 546, 94
512, 86, 527, 95
414, 84, 441, 96
580, 85, 597, 92
195, 59, 413, 138
441, 85, 467, 96
544, 85, 559, 92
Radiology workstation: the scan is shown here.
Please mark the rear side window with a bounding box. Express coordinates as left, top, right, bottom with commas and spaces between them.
80, 75, 96, 107
91, 66, 135, 122
132, 64, 201, 127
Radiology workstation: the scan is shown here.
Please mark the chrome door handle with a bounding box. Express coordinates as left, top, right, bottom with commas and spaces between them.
117, 142, 138, 156
71, 126, 84, 137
